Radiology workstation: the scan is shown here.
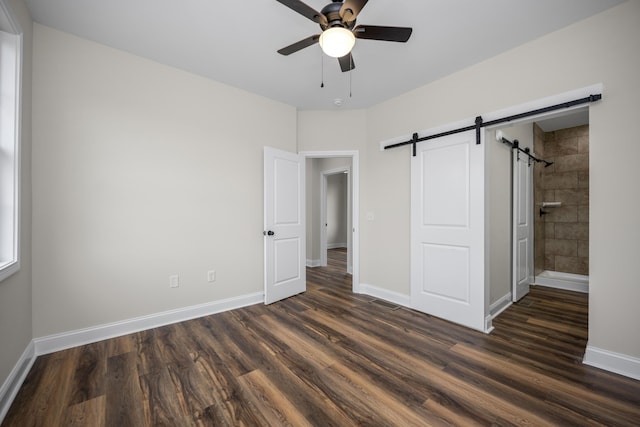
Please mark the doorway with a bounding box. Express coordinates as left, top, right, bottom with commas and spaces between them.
301, 151, 360, 293
491, 107, 590, 312
321, 167, 351, 273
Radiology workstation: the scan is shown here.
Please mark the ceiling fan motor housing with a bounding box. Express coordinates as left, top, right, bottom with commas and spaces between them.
321, 1, 356, 30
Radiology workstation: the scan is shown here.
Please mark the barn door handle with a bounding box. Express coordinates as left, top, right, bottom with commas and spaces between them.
263, 230, 275, 236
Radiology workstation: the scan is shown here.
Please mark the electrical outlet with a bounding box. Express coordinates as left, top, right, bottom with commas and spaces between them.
169, 275, 179, 288
207, 270, 216, 283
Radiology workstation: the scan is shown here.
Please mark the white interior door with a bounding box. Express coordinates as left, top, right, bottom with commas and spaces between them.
264, 147, 305, 304
410, 130, 487, 332
512, 150, 534, 301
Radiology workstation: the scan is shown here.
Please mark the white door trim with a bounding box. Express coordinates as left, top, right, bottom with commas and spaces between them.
301, 151, 360, 293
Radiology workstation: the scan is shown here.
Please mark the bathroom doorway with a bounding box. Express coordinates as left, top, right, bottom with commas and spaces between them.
532, 112, 590, 293
497, 108, 590, 300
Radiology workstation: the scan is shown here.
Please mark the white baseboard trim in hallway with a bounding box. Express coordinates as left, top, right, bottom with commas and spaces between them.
306, 259, 321, 267
358, 283, 411, 307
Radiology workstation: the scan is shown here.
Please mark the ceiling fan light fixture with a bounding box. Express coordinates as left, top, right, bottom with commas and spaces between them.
319, 27, 355, 58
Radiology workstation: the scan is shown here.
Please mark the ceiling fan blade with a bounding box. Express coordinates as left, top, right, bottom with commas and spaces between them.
353, 25, 413, 42
340, 0, 369, 22
275, 0, 328, 26
277, 34, 320, 56
338, 53, 355, 72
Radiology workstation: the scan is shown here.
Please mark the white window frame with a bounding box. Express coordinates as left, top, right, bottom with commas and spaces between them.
0, 1, 22, 282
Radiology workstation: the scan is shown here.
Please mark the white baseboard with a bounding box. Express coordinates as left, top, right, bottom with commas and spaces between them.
483, 293, 513, 334
484, 315, 494, 334
34, 292, 264, 356
306, 259, 321, 268
358, 283, 411, 307
534, 273, 589, 294
490, 292, 513, 319
0, 341, 36, 423
583, 345, 640, 381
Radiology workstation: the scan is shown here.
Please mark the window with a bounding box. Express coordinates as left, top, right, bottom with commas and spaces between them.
0, 5, 21, 282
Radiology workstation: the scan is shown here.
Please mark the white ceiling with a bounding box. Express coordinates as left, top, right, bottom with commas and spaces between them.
25, 0, 624, 110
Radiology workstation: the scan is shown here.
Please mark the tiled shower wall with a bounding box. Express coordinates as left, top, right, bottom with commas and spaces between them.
533, 123, 589, 276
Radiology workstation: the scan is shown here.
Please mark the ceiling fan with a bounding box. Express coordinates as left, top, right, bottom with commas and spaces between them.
276, 0, 413, 72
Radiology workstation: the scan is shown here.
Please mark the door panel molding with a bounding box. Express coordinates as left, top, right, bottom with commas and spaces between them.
410, 130, 488, 332
264, 147, 306, 304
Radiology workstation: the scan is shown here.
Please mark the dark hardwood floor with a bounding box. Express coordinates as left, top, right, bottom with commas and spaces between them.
3, 248, 640, 426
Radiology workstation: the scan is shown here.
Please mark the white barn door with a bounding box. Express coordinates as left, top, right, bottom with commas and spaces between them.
410, 130, 487, 332
512, 151, 534, 301
264, 147, 306, 304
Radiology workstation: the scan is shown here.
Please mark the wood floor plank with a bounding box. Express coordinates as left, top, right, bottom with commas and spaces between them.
105, 351, 147, 427
450, 342, 640, 423
67, 341, 107, 406
140, 366, 196, 427
237, 369, 313, 427
3, 248, 640, 426
181, 321, 268, 426
62, 395, 106, 427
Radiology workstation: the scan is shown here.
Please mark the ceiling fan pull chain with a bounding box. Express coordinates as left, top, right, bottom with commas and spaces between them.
320, 49, 325, 88
349, 55, 352, 97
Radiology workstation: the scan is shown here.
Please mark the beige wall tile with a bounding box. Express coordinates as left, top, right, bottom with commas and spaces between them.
578, 205, 589, 223
543, 171, 578, 189
546, 238, 578, 256
554, 153, 589, 173
577, 257, 589, 275
545, 205, 578, 222
578, 135, 589, 154
577, 170, 589, 189
545, 222, 555, 238
555, 256, 580, 274
545, 254, 555, 271
545, 137, 578, 156
554, 223, 589, 240
556, 188, 589, 205
578, 240, 589, 258
535, 124, 589, 276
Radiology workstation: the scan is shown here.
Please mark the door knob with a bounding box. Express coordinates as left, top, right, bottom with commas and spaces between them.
264, 230, 275, 236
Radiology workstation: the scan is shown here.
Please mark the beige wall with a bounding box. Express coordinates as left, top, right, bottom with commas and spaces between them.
326, 173, 348, 246
31, 24, 297, 336
364, 1, 640, 358
299, 109, 366, 271
0, 0, 32, 393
